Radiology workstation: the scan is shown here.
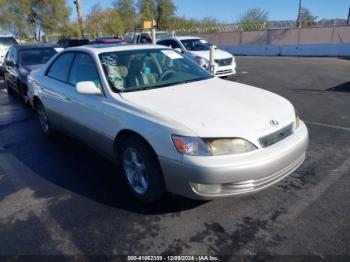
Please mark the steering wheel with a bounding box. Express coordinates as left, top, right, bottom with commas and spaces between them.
159, 70, 176, 82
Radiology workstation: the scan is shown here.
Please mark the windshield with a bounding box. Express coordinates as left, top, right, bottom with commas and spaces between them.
19, 48, 57, 66
181, 39, 211, 51
99, 48, 211, 92
0, 37, 17, 47
156, 33, 171, 40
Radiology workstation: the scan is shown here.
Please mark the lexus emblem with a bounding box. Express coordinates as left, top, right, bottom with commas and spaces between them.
270, 120, 279, 127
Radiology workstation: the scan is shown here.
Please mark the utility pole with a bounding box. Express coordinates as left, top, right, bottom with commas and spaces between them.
74, 0, 84, 38
297, 0, 303, 28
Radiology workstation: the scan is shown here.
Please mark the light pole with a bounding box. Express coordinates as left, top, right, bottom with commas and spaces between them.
74, 0, 84, 37
297, 0, 303, 28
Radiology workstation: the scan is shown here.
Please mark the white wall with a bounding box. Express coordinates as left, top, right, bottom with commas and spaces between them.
221, 43, 350, 57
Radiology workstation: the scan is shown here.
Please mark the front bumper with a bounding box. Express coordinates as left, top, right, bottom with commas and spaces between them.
214, 62, 236, 77
159, 121, 308, 200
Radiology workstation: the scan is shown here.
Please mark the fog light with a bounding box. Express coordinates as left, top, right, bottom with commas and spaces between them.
191, 182, 222, 194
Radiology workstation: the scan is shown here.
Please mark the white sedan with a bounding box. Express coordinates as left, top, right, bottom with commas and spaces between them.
28, 44, 308, 203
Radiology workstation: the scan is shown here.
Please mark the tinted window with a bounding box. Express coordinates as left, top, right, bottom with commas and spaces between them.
47, 52, 75, 82
19, 48, 57, 66
0, 37, 17, 47
181, 39, 210, 51
158, 40, 181, 50
157, 40, 169, 47
169, 40, 181, 49
10, 48, 18, 63
69, 39, 90, 47
69, 53, 100, 87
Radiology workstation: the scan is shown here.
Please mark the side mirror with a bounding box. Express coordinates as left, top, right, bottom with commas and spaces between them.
174, 48, 183, 53
6, 60, 16, 67
76, 81, 101, 95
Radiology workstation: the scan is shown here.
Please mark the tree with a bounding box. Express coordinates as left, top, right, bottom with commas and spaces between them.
86, 4, 125, 38
238, 8, 268, 31
156, 0, 176, 30
138, 0, 156, 21
0, 0, 71, 41
299, 7, 317, 27
113, 0, 137, 32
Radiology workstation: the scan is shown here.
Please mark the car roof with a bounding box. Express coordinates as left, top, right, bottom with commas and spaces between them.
67, 44, 170, 54
0, 35, 16, 38
170, 36, 202, 41
16, 43, 58, 50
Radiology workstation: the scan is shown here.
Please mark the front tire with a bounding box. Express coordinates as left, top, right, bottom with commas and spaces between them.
119, 136, 165, 203
35, 100, 53, 136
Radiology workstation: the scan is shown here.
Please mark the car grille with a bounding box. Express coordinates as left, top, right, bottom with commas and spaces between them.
259, 123, 294, 148
215, 58, 233, 67
215, 69, 233, 76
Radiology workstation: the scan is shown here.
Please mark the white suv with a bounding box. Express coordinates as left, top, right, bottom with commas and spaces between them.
158, 36, 236, 77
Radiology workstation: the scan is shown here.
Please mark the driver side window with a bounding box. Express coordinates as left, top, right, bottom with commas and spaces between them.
68, 53, 101, 88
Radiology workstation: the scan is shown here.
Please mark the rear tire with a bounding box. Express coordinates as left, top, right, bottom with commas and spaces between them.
35, 100, 53, 136
119, 136, 165, 203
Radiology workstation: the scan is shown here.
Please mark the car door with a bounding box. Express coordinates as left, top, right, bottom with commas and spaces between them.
40, 52, 77, 131
65, 52, 115, 157
3, 47, 13, 84
5, 47, 19, 90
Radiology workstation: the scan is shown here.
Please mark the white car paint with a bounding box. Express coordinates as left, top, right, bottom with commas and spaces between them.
28, 44, 308, 201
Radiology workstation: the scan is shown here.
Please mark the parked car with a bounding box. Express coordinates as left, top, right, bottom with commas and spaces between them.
0, 35, 18, 74
56, 38, 90, 48
4, 44, 60, 103
124, 31, 172, 44
90, 37, 126, 45
158, 36, 236, 78
28, 44, 308, 203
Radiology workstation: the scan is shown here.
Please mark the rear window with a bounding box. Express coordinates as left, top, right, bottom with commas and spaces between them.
69, 39, 90, 47
0, 37, 17, 47
19, 48, 57, 66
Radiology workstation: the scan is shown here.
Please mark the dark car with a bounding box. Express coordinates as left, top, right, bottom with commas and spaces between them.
90, 37, 125, 45
56, 38, 90, 48
3, 44, 59, 103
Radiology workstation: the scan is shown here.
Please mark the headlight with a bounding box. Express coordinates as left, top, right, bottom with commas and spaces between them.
172, 135, 211, 156
206, 138, 257, 155
172, 135, 257, 156
194, 56, 209, 69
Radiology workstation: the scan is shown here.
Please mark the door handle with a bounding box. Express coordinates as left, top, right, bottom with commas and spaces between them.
64, 96, 71, 102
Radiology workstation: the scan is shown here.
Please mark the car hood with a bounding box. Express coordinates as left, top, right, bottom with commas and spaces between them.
120, 78, 295, 139
190, 49, 233, 61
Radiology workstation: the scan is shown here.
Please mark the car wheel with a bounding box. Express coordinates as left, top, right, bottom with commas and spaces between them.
36, 100, 53, 136
120, 136, 165, 203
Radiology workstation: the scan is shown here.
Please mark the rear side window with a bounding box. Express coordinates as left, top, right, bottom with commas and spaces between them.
68, 53, 100, 87
0, 37, 17, 47
47, 52, 75, 82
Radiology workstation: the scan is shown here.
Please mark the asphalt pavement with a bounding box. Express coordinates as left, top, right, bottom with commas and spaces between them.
0, 57, 350, 258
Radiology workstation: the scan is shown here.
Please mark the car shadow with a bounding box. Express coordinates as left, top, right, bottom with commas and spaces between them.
292, 81, 350, 93
7, 123, 205, 215
326, 81, 350, 93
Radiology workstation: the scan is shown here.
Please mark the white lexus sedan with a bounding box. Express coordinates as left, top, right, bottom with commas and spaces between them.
28, 44, 308, 203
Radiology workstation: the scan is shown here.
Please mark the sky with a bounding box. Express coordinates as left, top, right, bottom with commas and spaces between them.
67, 0, 350, 23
